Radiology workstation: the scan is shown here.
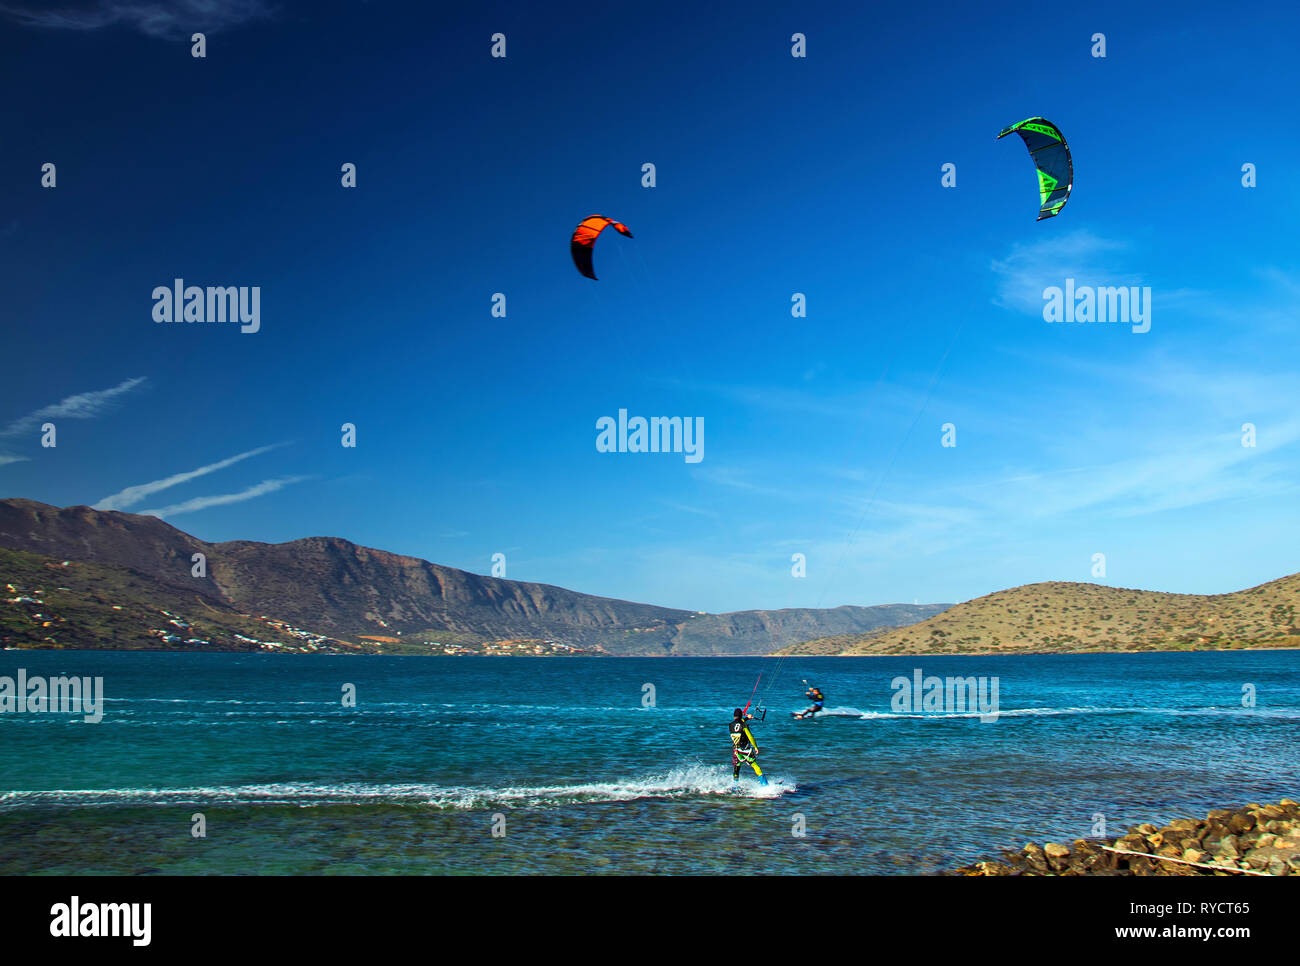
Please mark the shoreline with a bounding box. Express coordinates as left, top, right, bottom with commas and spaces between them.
5, 645, 1300, 657
774, 644, 1300, 659
950, 800, 1300, 876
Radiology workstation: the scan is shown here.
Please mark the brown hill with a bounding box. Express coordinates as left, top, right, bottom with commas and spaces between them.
779, 577, 1300, 655
0, 498, 219, 601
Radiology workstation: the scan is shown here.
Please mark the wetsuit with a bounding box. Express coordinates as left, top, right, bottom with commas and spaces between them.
730, 715, 760, 780
801, 688, 824, 718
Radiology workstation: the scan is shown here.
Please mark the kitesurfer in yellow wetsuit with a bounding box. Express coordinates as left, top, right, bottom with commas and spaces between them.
730, 708, 766, 784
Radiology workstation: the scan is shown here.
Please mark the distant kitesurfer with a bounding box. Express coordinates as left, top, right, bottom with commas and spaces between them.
796, 686, 824, 719
730, 708, 765, 783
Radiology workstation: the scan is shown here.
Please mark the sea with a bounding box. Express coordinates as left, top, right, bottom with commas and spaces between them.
1, 650, 1297, 875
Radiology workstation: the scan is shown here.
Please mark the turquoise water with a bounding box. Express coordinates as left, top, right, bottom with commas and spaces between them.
1, 650, 1297, 874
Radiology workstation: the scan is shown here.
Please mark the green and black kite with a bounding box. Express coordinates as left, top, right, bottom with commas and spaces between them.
997, 117, 1073, 220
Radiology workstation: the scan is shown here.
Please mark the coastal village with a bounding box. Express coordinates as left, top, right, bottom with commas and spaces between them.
431, 639, 606, 656
3, 574, 604, 656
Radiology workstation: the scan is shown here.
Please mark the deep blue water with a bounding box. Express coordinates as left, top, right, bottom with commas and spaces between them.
1, 650, 1296, 874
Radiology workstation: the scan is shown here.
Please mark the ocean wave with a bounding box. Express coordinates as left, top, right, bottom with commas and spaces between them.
838, 705, 1300, 720
0, 765, 793, 811
99, 699, 702, 714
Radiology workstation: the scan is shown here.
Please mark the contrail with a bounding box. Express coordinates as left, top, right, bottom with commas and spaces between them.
139, 476, 311, 519
95, 443, 286, 510
1, 376, 147, 438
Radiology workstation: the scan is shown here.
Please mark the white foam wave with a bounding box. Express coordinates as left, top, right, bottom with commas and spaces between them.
844, 705, 1300, 721
0, 765, 793, 811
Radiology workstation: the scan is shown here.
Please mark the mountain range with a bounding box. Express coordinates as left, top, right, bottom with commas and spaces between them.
0, 499, 947, 655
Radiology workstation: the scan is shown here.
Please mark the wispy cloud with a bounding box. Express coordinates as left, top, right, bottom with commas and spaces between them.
890, 357, 1300, 528
139, 476, 310, 519
94, 443, 286, 510
0, 0, 274, 40
693, 465, 811, 503
677, 355, 1300, 597
0, 376, 146, 438
0, 454, 30, 467
963, 430, 1300, 523
1174, 265, 1300, 337
991, 230, 1136, 314
657, 499, 719, 519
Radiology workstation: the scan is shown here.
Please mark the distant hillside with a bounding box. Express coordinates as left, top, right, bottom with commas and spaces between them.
0, 546, 350, 653
774, 628, 892, 656
778, 578, 1300, 655
0, 547, 605, 656
0, 499, 945, 655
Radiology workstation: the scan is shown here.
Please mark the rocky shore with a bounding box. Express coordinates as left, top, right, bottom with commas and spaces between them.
951, 800, 1300, 876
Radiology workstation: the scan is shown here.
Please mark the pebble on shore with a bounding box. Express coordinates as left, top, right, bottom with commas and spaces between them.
950, 799, 1300, 876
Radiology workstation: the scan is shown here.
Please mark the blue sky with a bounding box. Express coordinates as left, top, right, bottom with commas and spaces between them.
2, 0, 1298, 613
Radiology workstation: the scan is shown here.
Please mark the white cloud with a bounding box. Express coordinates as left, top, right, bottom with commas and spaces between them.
1, 376, 146, 438
0, 0, 274, 39
657, 499, 718, 518
991, 230, 1135, 314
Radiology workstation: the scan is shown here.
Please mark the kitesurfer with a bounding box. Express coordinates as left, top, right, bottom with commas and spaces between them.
797, 686, 824, 719
730, 708, 763, 782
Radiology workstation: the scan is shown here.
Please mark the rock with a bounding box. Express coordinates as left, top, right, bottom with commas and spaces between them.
1118, 834, 1150, 854
1205, 813, 1232, 837
1161, 826, 1200, 849
1070, 840, 1101, 863
1022, 843, 1049, 873
1129, 855, 1156, 876
1228, 812, 1255, 834
1045, 842, 1070, 871
945, 800, 1300, 877
1076, 850, 1108, 872
1242, 849, 1272, 870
